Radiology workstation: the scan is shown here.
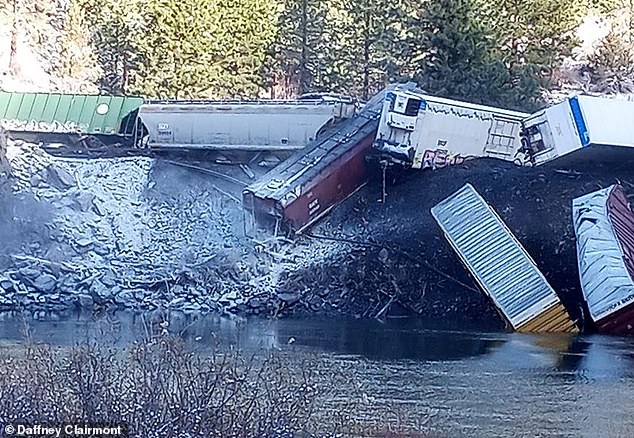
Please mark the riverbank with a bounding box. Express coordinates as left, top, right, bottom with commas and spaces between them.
1, 140, 634, 330
1, 311, 634, 438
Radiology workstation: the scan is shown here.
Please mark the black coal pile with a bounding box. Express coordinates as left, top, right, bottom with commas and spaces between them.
278, 149, 634, 331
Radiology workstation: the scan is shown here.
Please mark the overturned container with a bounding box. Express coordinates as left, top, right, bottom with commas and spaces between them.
242, 87, 401, 234
431, 184, 578, 333
521, 95, 634, 165
573, 185, 634, 335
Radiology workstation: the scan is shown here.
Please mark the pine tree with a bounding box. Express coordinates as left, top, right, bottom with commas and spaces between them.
53, 0, 100, 92
129, 0, 276, 98
320, 0, 412, 99
264, 0, 329, 97
587, 0, 634, 93
79, 0, 145, 94
409, 0, 507, 105
8, 0, 19, 76
474, 0, 584, 110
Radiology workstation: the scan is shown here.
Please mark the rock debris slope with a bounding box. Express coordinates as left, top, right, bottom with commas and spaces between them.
3, 139, 634, 331
0, 141, 284, 315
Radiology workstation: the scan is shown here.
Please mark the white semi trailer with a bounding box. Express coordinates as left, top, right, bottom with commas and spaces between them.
520, 95, 634, 165
372, 88, 530, 169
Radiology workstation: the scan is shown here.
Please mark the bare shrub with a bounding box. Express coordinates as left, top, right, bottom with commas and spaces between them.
0, 336, 323, 437
0, 324, 430, 438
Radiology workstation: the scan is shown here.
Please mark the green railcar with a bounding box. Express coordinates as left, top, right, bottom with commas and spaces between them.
0, 91, 143, 135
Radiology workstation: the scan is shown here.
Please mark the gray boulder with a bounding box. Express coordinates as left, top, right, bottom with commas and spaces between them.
75, 191, 96, 212
46, 164, 76, 190
76, 294, 94, 308
33, 273, 57, 292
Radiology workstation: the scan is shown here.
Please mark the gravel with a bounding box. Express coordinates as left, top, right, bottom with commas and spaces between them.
0, 140, 365, 318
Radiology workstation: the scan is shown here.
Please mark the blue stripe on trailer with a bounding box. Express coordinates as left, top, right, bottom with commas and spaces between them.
569, 97, 590, 146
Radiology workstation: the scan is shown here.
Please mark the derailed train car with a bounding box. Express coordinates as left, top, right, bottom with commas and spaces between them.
242, 87, 398, 234
0, 91, 143, 136
0, 91, 356, 152
372, 87, 530, 169
432, 184, 578, 333
521, 96, 634, 165
573, 185, 634, 335
137, 95, 356, 151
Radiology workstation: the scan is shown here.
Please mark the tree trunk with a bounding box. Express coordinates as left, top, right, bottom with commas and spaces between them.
362, 8, 371, 100
299, 0, 309, 94
9, 0, 19, 76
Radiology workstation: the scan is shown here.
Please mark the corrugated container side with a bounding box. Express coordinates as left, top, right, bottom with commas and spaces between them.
607, 187, 634, 282
432, 183, 577, 333
517, 302, 578, 333
573, 185, 634, 335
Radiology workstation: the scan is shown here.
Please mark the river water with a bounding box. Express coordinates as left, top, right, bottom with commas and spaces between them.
1, 311, 633, 437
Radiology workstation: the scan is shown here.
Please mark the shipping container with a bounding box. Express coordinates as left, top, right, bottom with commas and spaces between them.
243, 87, 399, 234
373, 87, 529, 169
573, 184, 634, 335
431, 184, 577, 333
521, 95, 634, 165
138, 95, 356, 151
0, 91, 143, 135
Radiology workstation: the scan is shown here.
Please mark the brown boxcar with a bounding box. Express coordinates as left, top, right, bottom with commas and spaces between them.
243, 86, 402, 234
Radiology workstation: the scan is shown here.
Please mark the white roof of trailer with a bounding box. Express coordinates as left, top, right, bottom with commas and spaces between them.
390, 88, 530, 119
573, 185, 634, 322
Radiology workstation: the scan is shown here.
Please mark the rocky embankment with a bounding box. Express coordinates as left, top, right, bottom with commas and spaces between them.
2, 139, 634, 329
0, 128, 8, 176
0, 139, 352, 318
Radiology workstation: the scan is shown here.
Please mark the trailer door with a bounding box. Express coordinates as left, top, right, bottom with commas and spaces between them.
484, 116, 522, 160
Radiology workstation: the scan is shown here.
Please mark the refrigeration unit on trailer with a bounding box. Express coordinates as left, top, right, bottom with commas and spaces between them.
137, 94, 357, 151
520, 95, 634, 165
372, 88, 529, 169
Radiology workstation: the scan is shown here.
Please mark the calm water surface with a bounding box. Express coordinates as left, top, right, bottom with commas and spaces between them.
1, 311, 633, 437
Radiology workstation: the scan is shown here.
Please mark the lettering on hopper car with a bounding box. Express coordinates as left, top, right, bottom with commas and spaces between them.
422, 149, 475, 169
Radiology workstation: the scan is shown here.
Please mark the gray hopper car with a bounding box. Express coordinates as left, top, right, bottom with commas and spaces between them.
137, 94, 357, 151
